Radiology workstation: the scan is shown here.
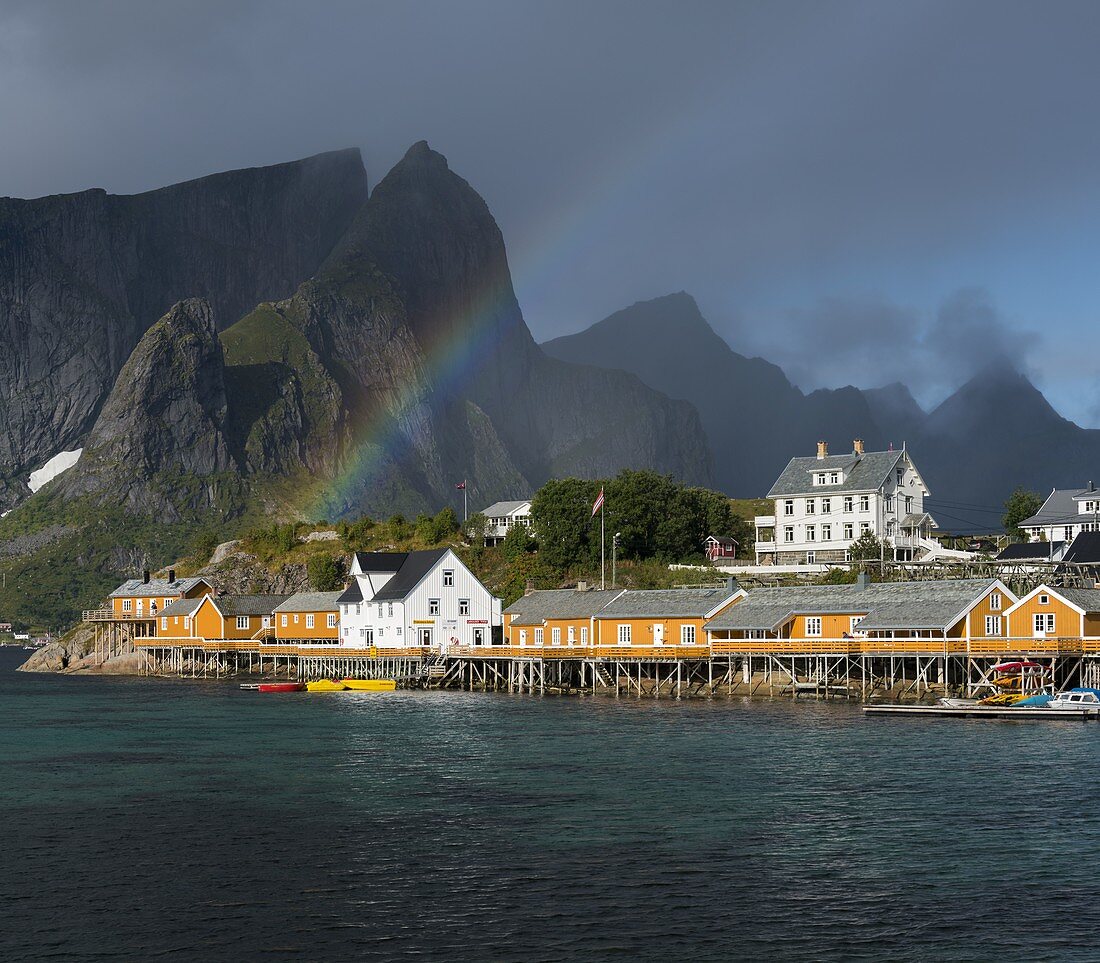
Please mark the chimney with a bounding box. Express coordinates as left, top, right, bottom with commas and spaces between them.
168, 568, 176, 584
142, 569, 150, 584
817, 440, 828, 460
725, 576, 739, 594
853, 438, 864, 455
524, 579, 535, 596
577, 580, 588, 592
856, 571, 871, 590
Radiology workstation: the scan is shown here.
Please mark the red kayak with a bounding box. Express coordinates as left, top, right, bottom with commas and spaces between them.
993, 661, 1044, 673
258, 682, 306, 693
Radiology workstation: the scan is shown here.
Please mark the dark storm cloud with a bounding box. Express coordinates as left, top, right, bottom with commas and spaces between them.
1, 0, 1098, 422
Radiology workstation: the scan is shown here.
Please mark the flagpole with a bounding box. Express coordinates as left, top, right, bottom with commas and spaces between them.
463, 482, 467, 522
601, 501, 606, 590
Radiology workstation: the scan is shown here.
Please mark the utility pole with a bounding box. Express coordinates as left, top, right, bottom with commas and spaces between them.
613, 532, 621, 588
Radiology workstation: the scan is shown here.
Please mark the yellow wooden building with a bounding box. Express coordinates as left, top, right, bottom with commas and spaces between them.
1003, 585, 1100, 648
109, 571, 212, 622
157, 594, 290, 644
273, 591, 342, 642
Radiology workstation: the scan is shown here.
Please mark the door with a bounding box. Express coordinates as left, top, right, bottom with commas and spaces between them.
473, 628, 485, 646
653, 623, 664, 646
418, 627, 433, 647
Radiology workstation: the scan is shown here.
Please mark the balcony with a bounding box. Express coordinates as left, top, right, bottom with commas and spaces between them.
754, 515, 776, 528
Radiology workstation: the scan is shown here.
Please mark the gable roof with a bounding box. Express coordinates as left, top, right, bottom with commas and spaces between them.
597, 587, 741, 619
1062, 532, 1100, 565
482, 499, 531, 517
705, 535, 738, 547
371, 549, 451, 601
705, 578, 1002, 632
110, 576, 209, 598
352, 552, 409, 573
159, 597, 204, 617
1020, 488, 1095, 528
1005, 584, 1100, 616
274, 591, 344, 613
767, 449, 904, 498
209, 594, 290, 617
996, 541, 1066, 562
504, 589, 625, 626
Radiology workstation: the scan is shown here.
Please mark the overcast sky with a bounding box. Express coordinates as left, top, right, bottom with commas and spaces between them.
3, 0, 1099, 423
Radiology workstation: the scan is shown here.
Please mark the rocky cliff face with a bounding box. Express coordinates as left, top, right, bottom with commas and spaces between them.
0, 149, 368, 510
57, 299, 241, 517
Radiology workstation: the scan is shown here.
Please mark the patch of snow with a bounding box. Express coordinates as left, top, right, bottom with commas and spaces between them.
28, 448, 83, 493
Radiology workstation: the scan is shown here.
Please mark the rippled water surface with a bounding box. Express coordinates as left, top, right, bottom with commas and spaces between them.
3, 647, 1100, 961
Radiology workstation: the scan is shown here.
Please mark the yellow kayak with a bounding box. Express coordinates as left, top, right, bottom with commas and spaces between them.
306, 679, 349, 692
340, 679, 397, 691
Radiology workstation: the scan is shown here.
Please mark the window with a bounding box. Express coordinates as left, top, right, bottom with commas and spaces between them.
805, 499, 815, 515
429, 599, 440, 616
161, 617, 168, 631
551, 627, 561, 645
396, 627, 402, 636
815, 473, 826, 485
355, 603, 361, 615
378, 603, 383, 617
806, 551, 816, 564
534, 627, 544, 645
519, 629, 528, 646
885, 495, 895, 511
262, 616, 270, 629
459, 599, 470, 616
843, 523, 854, 540
122, 599, 132, 612
821, 498, 831, 514
236, 616, 250, 631
306, 614, 315, 629
681, 624, 696, 645
990, 592, 1002, 611
984, 616, 1002, 636
327, 613, 337, 628
843, 496, 853, 513
1039, 594, 1050, 605
784, 526, 795, 543
896, 467, 904, 483
1064, 527, 1073, 541
443, 569, 454, 587
860, 522, 871, 534
293, 614, 299, 624
1034, 613, 1056, 635
568, 625, 576, 643
281, 614, 288, 627
806, 617, 822, 636
806, 525, 815, 541
618, 624, 632, 644
904, 495, 913, 514
164, 599, 172, 610
830, 472, 839, 484
821, 524, 832, 541
747, 629, 766, 639
784, 499, 794, 516
580, 627, 588, 645
184, 617, 191, 631
387, 603, 393, 617
849, 616, 864, 635
860, 495, 870, 512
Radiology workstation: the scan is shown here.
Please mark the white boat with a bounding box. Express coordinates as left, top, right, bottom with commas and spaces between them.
938, 698, 980, 708
1047, 688, 1100, 710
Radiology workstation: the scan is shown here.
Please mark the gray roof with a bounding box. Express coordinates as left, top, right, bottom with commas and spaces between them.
597, 587, 740, 619
706, 579, 1001, 632
504, 589, 624, 626
901, 512, 936, 528
482, 499, 531, 517
996, 541, 1065, 562
159, 597, 203, 617
211, 594, 290, 617
373, 549, 450, 601
336, 581, 363, 605
1050, 587, 1100, 613
767, 449, 904, 498
1020, 489, 1096, 528
274, 591, 344, 613
110, 576, 209, 598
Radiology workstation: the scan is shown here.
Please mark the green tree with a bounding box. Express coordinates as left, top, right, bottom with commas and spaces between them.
501, 522, 535, 561
306, 554, 345, 591
1002, 488, 1043, 539
848, 530, 885, 562
464, 512, 488, 547
434, 507, 460, 539
530, 477, 600, 569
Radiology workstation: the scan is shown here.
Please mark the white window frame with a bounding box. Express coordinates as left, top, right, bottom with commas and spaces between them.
327, 613, 337, 628
821, 524, 831, 541
534, 627, 544, 645
806, 551, 816, 564
122, 599, 132, 612
821, 498, 831, 514
429, 598, 440, 616
443, 569, 454, 587
551, 627, 561, 646
805, 525, 815, 542
984, 615, 1002, 636
580, 626, 588, 645
805, 499, 815, 515
681, 624, 696, 645
459, 599, 470, 616
236, 616, 250, 631
990, 592, 1001, 611
306, 614, 315, 629
830, 472, 839, 484
849, 616, 863, 635
161, 617, 168, 631
860, 495, 870, 512
1039, 594, 1050, 605
806, 617, 823, 637
843, 524, 854, 540
617, 624, 632, 645
784, 499, 794, 516
568, 625, 576, 644
784, 527, 794, 543
281, 614, 288, 627
1034, 613, 1055, 635
843, 496, 853, 513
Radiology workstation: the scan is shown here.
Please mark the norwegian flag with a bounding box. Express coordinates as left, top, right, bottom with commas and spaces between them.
455, 480, 466, 490
591, 487, 605, 516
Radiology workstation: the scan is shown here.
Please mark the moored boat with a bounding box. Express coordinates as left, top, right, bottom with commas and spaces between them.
306, 679, 349, 692
341, 679, 397, 691
1047, 688, 1100, 710
257, 682, 306, 693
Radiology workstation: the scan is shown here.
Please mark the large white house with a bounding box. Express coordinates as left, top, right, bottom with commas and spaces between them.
1019, 484, 1100, 543
336, 549, 502, 649
755, 440, 939, 564
480, 499, 532, 544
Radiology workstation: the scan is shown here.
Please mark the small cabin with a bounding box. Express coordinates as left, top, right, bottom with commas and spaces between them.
703, 535, 738, 562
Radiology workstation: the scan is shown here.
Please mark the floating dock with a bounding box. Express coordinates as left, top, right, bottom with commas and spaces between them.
862, 704, 1099, 720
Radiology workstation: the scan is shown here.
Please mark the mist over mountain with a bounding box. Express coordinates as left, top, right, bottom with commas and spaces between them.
544, 293, 1100, 529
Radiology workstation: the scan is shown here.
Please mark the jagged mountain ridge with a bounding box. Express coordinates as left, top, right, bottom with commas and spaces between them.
47, 144, 712, 520
0, 148, 369, 510
543, 293, 1100, 529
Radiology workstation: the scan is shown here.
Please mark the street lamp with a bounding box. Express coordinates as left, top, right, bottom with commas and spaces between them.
613, 533, 621, 588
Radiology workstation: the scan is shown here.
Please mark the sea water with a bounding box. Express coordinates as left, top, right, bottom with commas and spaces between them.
1, 645, 1099, 961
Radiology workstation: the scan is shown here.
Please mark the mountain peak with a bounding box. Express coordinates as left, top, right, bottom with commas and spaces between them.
398, 140, 450, 172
